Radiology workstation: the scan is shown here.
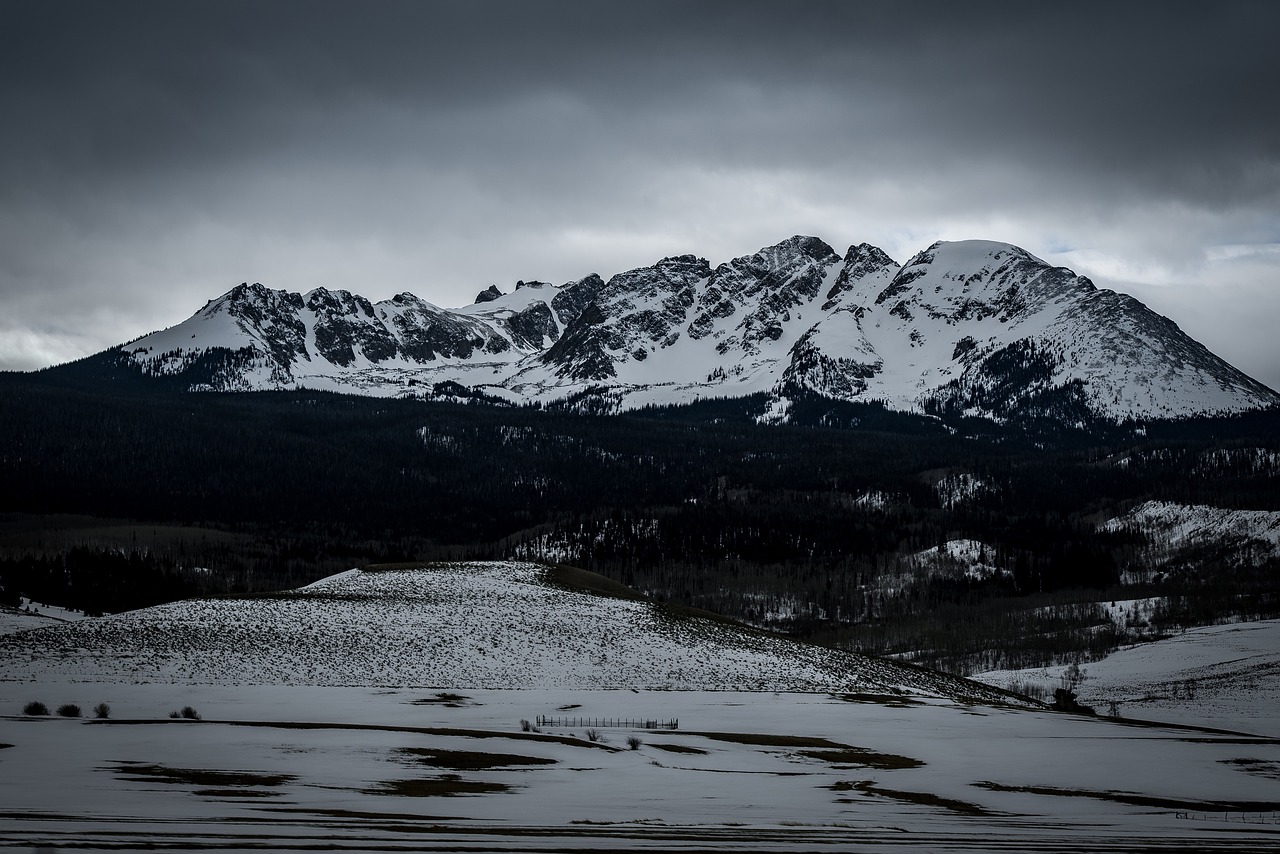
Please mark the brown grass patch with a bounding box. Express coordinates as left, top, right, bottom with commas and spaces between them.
831, 780, 992, 816
648, 743, 711, 755
204, 719, 618, 749
369, 774, 511, 797
110, 762, 295, 789
682, 732, 847, 748
975, 780, 1280, 812
542, 563, 647, 601
832, 693, 925, 708
799, 748, 924, 770
411, 692, 476, 707
400, 748, 556, 770
1221, 758, 1280, 781
192, 788, 283, 798
681, 732, 921, 769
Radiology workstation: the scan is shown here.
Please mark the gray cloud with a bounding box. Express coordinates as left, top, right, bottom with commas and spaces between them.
2, 0, 1278, 389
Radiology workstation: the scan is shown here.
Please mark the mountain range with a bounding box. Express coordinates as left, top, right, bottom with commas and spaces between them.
103, 236, 1280, 423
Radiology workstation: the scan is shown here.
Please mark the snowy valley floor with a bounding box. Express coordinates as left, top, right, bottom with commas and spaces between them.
2, 685, 1279, 852
2, 569, 1279, 852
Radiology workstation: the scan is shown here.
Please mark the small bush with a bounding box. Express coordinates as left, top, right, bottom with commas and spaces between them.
93, 702, 111, 719
585, 728, 606, 743
519, 719, 540, 733
180, 706, 201, 720
168, 710, 181, 719
56, 704, 82, 718
22, 701, 49, 716
626, 735, 642, 750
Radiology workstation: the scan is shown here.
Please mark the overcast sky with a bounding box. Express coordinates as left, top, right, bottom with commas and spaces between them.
2, 0, 1278, 389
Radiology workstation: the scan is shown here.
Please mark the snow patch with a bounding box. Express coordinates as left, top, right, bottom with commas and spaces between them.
1101, 501, 1280, 567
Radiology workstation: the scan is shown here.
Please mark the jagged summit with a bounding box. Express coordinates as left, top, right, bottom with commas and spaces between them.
101, 235, 1279, 424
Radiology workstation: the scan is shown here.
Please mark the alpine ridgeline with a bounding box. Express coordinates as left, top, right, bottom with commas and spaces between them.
105, 237, 1278, 423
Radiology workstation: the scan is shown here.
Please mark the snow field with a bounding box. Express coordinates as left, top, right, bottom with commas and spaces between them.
2, 564, 1279, 850
1, 686, 1277, 852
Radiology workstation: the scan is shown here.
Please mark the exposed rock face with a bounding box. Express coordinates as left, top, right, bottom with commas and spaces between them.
539, 254, 712, 380
550, 274, 607, 328
115, 236, 1280, 423
308, 288, 398, 367
378, 293, 508, 362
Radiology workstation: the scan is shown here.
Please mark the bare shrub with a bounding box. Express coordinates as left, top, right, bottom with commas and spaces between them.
626, 735, 642, 750
585, 728, 606, 743
180, 706, 201, 720
93, 702, 111, 719
1059, 663, 1086, 692
22, 701, 49, 716
1004, 678, 1048, 703
56, 703, 81, 718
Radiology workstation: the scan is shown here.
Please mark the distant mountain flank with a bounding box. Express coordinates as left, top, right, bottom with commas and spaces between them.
68, 236, 1280, 423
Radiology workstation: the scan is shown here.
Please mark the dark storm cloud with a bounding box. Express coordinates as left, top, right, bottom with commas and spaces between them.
7, 2, 1276, 191
1, 0, 1278, 386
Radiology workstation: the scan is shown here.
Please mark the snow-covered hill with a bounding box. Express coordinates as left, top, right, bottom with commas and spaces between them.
974, 619, 1280, 736
0, 561, 1011, 701
909, 539, 1009, 582
106, 236, 1278, 423
1101, 500, 1280, 574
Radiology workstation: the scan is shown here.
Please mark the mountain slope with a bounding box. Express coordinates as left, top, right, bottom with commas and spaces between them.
0, 561, 1014, 701
879, 241, 1277, 421
1101, 500, 1280, 572
86, 236, 1280, 422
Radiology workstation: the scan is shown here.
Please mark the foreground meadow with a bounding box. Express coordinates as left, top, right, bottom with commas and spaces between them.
2, 564, 1278, 851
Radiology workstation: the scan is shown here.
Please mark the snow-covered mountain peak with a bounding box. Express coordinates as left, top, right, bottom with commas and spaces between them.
106, 234, 1280, 424
879, 240, 1054, 317
919, 238, 1041, 268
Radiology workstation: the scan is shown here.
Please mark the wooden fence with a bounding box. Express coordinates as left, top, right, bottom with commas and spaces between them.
536, 715, 678, 730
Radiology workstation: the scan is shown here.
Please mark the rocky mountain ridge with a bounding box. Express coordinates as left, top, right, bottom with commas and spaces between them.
111, 236, 1279, 423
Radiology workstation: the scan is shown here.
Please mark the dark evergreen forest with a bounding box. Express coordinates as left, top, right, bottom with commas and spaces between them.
2, 370, 1278, 675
